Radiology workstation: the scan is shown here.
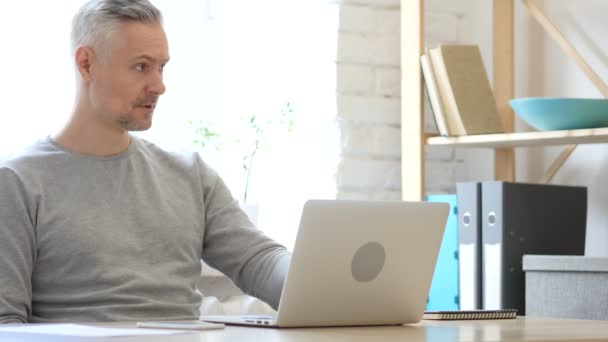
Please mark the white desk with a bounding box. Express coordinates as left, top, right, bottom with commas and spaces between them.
90, 317, 608, 341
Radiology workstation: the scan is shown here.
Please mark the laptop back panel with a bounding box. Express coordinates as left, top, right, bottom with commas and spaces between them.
274, 200, 449, 327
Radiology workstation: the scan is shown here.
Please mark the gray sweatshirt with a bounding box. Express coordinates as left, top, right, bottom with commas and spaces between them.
0, 136, 290, 323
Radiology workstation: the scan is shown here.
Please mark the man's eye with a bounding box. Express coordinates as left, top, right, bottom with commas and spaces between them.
135, 63, 147, 72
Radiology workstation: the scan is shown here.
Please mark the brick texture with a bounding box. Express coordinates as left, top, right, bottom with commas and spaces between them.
336, 1, 469, 199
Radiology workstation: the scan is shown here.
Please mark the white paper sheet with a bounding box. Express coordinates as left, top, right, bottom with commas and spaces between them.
0, 324, 193, 337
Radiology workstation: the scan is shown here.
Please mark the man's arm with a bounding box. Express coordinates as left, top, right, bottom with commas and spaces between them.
197, 159, 290, 310
0, 168, 36, 323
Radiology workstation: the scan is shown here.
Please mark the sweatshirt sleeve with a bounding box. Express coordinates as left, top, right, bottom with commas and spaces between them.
197, 158, 291, 310
0, 167, 36, 323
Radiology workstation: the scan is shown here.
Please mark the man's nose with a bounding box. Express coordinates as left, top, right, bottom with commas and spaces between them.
148, 73, 166, 95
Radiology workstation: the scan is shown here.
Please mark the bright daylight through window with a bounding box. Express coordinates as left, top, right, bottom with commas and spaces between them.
0, 0, 339, 249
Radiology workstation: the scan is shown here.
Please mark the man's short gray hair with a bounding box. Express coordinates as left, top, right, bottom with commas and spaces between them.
71, 0, 163, 54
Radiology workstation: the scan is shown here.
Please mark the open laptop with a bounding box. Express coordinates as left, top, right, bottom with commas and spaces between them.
202, 199, 449, 328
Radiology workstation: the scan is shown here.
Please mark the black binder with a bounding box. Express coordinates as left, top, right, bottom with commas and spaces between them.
480, 181, 587, 315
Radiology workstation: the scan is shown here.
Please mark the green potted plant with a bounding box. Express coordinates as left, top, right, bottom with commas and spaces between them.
189, 102, 296, 221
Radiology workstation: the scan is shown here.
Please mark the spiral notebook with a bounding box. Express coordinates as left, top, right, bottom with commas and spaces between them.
423, 309, 517, 320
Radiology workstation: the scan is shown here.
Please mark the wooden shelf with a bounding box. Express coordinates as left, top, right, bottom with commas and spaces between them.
402, 0, 606, 200
401, 0, 517, 200
426, 127, 608, 148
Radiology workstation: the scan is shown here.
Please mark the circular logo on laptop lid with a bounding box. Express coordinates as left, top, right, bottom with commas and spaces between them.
351, 242, 386, 282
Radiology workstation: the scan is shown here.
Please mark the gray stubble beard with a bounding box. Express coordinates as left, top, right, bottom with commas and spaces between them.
117, 112, 153, 131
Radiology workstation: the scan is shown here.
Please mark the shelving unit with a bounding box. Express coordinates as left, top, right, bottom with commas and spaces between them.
400, 0, 605, 200
426, 127, 608, 148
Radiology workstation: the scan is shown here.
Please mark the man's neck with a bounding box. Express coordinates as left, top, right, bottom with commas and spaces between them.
53, 109, 132, 157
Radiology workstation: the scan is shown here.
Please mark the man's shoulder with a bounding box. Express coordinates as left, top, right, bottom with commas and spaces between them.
134, 136, 208, 170
133, 137, 221, 183
0, 138, 62, 189
0, 138, 58, 172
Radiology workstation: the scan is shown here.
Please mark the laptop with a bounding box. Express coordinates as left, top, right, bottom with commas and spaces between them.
202, 199, 449, 328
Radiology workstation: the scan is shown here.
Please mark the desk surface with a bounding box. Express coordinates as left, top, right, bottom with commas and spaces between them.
93, 317, 608, 342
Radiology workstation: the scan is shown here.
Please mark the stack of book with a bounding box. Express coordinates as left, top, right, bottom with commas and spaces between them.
421, 45, 504, 136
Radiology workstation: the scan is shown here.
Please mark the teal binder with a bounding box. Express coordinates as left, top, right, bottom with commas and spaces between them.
426, 194, 459, 311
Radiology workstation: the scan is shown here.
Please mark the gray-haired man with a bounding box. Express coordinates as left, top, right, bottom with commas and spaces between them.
0, 0, 290, 323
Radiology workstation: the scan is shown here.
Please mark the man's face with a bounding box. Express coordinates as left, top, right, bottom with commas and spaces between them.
87, 21, 169, 131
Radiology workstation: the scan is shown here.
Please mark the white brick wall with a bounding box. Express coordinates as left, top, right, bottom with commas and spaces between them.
337, 95, 400, 124
341, 0, 400, 8
375, 67, 400, 98
336, 1, 470, 199
340, 122, 401, 158
338, 33, 400, 66
337, 64, 375, 95
337, 158, 401, 189
425, 11, 463, 44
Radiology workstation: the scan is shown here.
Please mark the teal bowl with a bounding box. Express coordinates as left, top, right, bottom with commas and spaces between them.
510, 97, 608, 131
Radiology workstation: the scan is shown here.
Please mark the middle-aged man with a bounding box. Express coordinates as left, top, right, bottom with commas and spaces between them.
0, 0, 291, 323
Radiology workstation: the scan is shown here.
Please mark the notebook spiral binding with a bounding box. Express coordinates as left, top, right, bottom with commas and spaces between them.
423, 309, 517, 320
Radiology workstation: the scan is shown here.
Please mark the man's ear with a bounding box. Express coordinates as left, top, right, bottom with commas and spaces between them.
75, 46, 96, 82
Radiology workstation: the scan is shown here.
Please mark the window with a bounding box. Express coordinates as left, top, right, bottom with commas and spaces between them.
0, 0, 339, 249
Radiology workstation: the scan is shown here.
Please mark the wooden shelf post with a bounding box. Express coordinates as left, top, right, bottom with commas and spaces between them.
401, 0, 425, 201
494, 0, 516, 182
401, 0, 518, 198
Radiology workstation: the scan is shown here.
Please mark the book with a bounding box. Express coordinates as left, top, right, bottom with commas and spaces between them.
421, 53, 449, 136
428, 45, 504, 136
423, 309, 517, 320
481, 181, 587, 315
456, 182, 482, 310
